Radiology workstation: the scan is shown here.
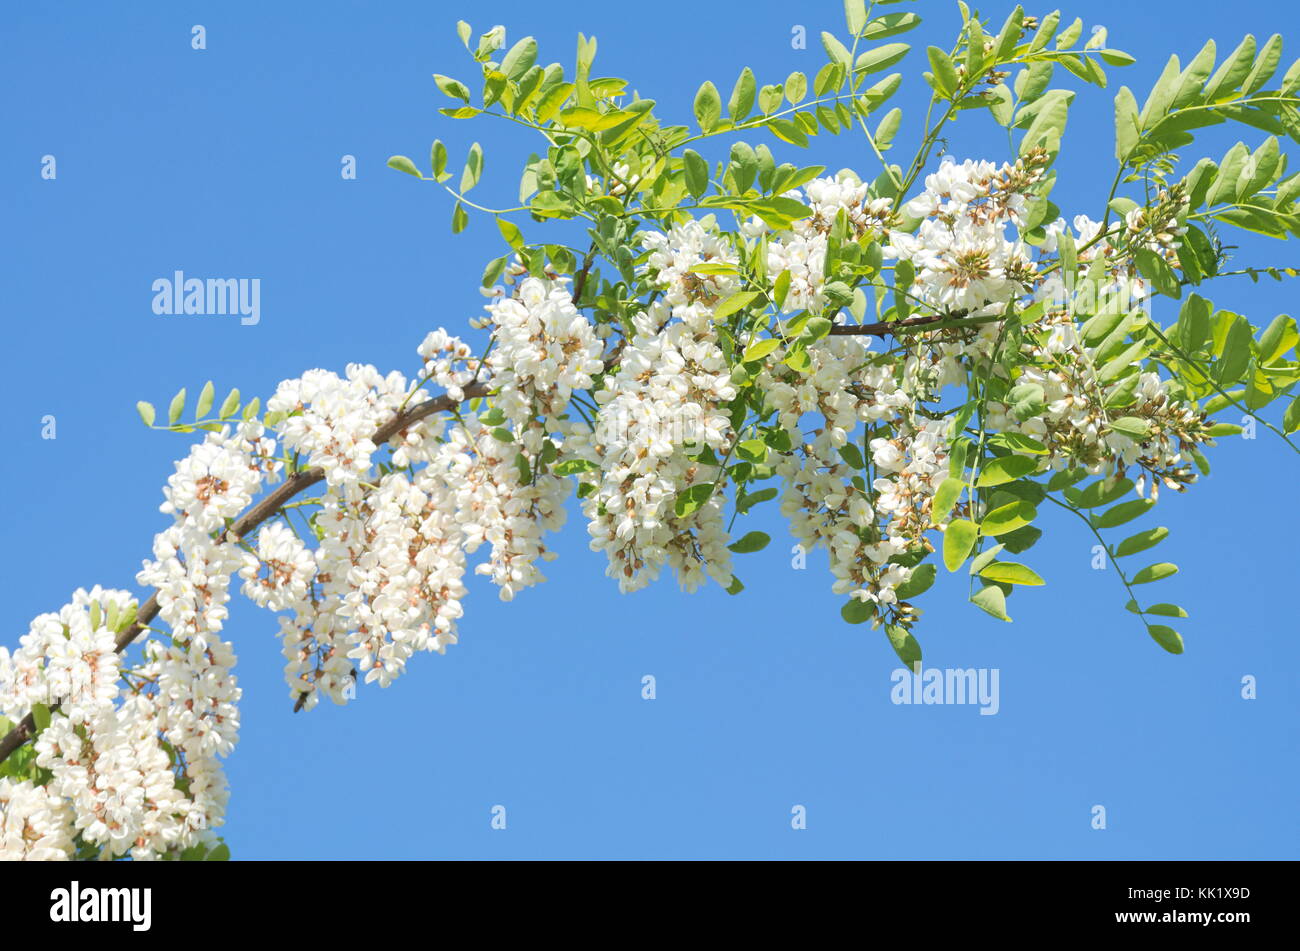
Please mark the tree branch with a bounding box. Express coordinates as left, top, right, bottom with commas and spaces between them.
0, 311, 646, 762
828, 311, 1005, 336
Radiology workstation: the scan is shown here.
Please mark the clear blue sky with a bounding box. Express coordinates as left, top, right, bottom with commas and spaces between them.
3, 0, 1297, 859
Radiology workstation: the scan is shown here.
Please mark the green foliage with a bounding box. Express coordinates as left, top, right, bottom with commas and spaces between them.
367, 9, 1300, 667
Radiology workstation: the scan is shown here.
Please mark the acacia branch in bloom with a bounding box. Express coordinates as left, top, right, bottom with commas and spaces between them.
6, 7, 1300, 860
0, 380, 491, 768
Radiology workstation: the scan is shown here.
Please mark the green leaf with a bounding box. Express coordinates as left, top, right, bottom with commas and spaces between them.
854, 43, 911, 76
943, 519, 978, 572
1175, 294, 1212, 352
195, 380, 215, 419
1130, 602, 1189, 618
989, 84, 1015, 126
729, 67, 756, 121
1139, 54, 1181, 129
1134, 247, 1180, 298
1206, 423, 1243, 437
497, 217, 523, 249
1132, 562, 1179, 584
553, 458, 598, 476
1008, 382, 1046, 420
873, 107, 902, 149
167, 387, 186, 425
1020, 89, 1072, 152
451, 201, 469, 233
728, 531, 771, 554
999, 525, 1043, 554
843, 0, 868, 35
842, 597, 875, 624
1066, 477, 1135, 509
976, 455, 1038, 486
970, 544, 1005, 577
837, 443, 865, 470
785, 71, 808, 104
535, 84, 574, 123
861, 73, 903, 110
926, 46, 959, 97
205, 843, 232, 861
981, 501, 1036, 536
1237, 137, 1280, 200
218, 388, 241, 420
814, 62, 845, 97
736, 487, 777, 513
514, 452, 532, 484
500, 36, 537, 82
989, 432, 1048, 455
1115, 526, 1169, 557
971, 584, 1011, 621
1204, 35, 1256, 101
821, 32, 852, 69
1147, 624, 1184, 654
431, 140, 450, 182
386, 155, 423, 179
978, 561, 1045, 586
1108, 416, 1150, 440
693, 81, 723, 132
1092, 498, 1154, 529
1283, 395, 1300, 434
682, 149, 709, 197
747, 196, 813, 230
1259, 314, 1298, 363
1215, 314, 1253, 383
433, 74, 471, 102
1114, 86, 1141, 162
894, 563, 936, 600
674, 482, 715, 517
32, 702, 52, 732
767, 118, 808, 147
886, 624, 923, 665
763, 428, 794, 453
460, 142, 484, 194
865, 11, 923, 41
742, 338, 780, 362
931, 477, 964, 524
735, 438, 767, 463
687, 261, 741, 276
715, 291, 760, 321
136, 401, 156, 427
1047, 467, 1087, 491
1242, 33, 1283, 95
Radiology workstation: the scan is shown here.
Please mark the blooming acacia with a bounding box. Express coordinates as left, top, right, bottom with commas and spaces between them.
4, 5, 1300, 859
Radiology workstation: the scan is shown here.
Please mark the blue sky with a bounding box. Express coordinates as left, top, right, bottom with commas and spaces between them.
3, 0, 1297, 859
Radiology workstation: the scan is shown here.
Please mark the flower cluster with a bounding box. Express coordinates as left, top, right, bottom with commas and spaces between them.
1, 587, 226, 860
0, 778, 74, 861
570, 222, 743, 593
887, 153, 1048, 314
764, 172, 895, 313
